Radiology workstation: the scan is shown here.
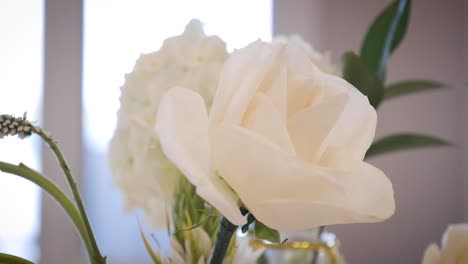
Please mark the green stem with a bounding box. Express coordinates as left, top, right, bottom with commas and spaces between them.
0, 253, 34, 264
209, 216, 238, 264
35, 130, 105, 263
311, 226, 326, 264
0, 161, 94, 264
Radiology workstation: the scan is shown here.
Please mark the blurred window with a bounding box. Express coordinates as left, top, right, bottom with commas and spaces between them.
83, 0, 272, 262
0, 0, 44, 261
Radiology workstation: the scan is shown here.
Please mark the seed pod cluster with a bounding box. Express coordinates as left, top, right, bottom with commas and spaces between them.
0, 114, 36, 139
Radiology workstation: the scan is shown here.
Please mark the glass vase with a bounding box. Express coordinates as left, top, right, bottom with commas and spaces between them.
248, 228, 346, 264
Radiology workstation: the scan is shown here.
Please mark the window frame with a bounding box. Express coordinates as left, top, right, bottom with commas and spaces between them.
41, 0, 84, 263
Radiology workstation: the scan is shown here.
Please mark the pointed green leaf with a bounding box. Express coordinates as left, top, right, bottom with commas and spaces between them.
257, 254, 269, 264
140, 229, 163, 264
360, 0, 411, 80
384, 80, 446, 100
366, 133, 451, 158
0, 253, 34, 264
0, 162, 94, 263
342, 52, 384, 108
254, 221, 280, 243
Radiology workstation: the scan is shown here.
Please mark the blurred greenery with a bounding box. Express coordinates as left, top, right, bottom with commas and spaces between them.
343, 0, 450, 158
366, 133, 451, 158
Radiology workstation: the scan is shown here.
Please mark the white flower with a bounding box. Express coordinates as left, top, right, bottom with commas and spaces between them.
108, 20, 229, 227
274, 35, 341, 76
422, 223, 468, 264
155, 230, 263, 264
155, 39, 395, 230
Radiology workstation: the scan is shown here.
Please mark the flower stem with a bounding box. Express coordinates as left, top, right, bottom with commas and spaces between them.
0, 161, 95, 264
0, 253, 34, 264
209, 216, 238, 264
34, 129, 105, 264
311, 226, 326, 264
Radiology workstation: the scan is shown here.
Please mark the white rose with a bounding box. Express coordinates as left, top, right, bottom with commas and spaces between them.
274, 35, 341, 76
108, 20, 229, 227
155, 39, 395, 230
422, 224, 468, 264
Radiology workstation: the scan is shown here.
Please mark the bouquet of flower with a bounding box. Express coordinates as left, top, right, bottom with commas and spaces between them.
0, 0, 453, 264
422, 223, 468, 264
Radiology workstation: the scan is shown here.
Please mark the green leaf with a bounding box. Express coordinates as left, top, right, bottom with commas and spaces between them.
384, 80, 446, 100
0, 253, 34, 264
256, 253, 269, 264
254, 221, 280, 243
360, 0, 411, 80
342, 52, 384, 108
0, 162, 95, 264
140, 229, 163, 264
365, 133, 451, 158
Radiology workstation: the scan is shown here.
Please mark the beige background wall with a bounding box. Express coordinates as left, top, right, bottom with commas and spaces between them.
464, 0, 468, 221
275, 0, 466, 263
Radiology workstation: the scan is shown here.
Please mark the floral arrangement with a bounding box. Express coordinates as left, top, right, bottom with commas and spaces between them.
422, 224, 468, 264
0, 0, 456, 264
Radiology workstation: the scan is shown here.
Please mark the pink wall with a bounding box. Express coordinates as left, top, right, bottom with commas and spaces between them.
274, 0, 466, 263
463, 0, 468, 221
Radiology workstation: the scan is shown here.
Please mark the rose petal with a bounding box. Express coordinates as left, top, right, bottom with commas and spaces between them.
285, 42, 338, 117
286, 76, 325, 117
422, 244, 441, 264
242, 92, 295, 155
155, 87, 245, 225
258, 62, 288, 121
285, 41, 376, 162
213, 123, 344, 200
212, 123, 394, 230
318, 74, 377, 161
244, 159, 395, 229
440, 224, 468, 263
210, 41, 284, 125
284, 40, 320, 78
333, 161, 395, 220
249, 200, 367, 230
287, 93, 349, 163
212, 123, 348, 229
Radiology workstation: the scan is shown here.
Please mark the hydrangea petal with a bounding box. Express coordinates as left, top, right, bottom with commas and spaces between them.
109, 20, 229, 228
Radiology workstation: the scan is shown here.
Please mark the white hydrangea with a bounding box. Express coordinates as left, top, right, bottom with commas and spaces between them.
274, 35, 340, 76
108, 20, 229, 228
